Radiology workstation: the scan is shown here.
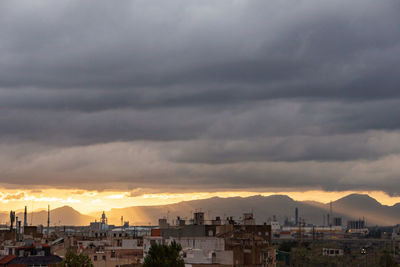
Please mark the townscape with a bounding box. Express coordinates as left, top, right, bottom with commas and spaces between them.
0, 205, 398, 266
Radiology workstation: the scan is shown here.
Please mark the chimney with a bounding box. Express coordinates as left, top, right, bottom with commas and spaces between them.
17, 221, 21, 241
16, 216, 19, 241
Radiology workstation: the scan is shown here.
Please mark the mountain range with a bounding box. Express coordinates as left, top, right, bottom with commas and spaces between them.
0, 194, 399, 227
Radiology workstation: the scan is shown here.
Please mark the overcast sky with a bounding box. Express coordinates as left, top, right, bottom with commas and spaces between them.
1, 0, 400, 195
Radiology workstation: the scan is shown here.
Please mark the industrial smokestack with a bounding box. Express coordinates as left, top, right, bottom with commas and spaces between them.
10, 211, 15, 231
16, 216, 19, 241
24, 206, 28, 227
17, 220, 21, 242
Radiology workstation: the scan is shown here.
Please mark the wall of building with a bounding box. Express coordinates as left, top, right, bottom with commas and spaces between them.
183, 249, 212, 264
170, 237, 225, 251
214, 250, 233, 265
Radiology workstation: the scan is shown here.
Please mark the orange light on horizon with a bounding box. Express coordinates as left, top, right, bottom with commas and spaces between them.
0, 188, 399, 214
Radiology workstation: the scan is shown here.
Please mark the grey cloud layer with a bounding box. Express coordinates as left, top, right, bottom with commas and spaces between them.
2, 141, 400, 194
0, 0, 399, 193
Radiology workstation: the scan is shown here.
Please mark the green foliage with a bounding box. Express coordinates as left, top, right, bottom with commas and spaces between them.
278, 241, 297, 252
143, 240, 185, 267
379, 248, 398, 267
57, 250, 94, 267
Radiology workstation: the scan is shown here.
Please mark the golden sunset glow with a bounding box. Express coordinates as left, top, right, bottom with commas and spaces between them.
1, 188, 400, 215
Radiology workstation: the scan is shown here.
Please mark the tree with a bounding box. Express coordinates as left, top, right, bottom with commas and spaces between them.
57, 250, 94, 267
379, 248, 398, 267
143, 240, 185, 267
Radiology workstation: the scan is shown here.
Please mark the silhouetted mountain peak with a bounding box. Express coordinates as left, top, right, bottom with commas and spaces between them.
334, 194, 381, 207
53, 206, 82, 214
54, 205, 76, 211
264, 194, 295, 202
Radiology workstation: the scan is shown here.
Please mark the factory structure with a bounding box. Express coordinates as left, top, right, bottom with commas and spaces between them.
268, 203, 371, 240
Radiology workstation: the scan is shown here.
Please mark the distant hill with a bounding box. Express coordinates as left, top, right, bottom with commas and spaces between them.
0, 194, 399, 226
0, 206, 94, 226
91, 194, 400, 227
329, 194, 398, 226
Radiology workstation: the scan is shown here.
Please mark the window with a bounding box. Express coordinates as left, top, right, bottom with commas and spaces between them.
94, 255, 97, 261
111, 250, 116, 258
102, 255, 106, 260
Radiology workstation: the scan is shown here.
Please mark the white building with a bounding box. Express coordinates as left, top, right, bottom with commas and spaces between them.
167, 237, 233, 265
269, 221, 281, 232
322, 248, 344, 256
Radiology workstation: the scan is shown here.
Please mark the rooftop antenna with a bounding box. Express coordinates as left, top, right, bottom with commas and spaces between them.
30, 201, 34, 226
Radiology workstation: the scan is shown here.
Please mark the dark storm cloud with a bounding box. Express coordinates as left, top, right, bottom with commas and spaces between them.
0, 0, 399, 193
1, 99, 400, 146
0, 0, 399, 97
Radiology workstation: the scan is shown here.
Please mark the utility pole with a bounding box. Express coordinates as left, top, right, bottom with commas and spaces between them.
330, 201, 333, 239
312, 225, 315, 241
298, 217, 302, 245
47, 205, 50, 237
